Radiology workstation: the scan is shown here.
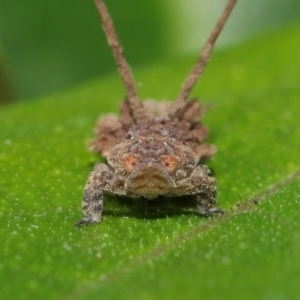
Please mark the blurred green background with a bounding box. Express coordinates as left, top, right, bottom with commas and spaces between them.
1, 0, 300, 103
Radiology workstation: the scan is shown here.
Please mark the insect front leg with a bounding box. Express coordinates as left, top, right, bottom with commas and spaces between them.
195, 173, 223, 216
176, 165, 224, 216
75, 163, 114, 227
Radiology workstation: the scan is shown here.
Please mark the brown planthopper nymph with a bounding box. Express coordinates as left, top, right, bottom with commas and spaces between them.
75, 0, 237, 226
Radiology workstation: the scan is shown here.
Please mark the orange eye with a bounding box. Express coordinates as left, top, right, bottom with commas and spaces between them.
123, 154, 138, 174
162, 156, 178, 175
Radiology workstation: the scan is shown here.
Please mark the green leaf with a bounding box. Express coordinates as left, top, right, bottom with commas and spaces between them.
1, 22, 300, 299
0, 0, 167, 98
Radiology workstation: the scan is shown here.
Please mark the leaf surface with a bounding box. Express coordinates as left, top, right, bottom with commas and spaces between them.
1, 22, 300, 299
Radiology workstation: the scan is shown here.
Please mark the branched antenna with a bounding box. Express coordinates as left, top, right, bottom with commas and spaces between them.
170, 0, 236, 118
94, 0, 148, 124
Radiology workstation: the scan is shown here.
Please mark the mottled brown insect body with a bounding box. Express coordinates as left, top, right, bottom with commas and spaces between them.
110, 124, 203, 198
75, 0, 236, 226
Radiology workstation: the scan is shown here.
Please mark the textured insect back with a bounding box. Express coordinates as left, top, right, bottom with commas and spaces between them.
75, 0, 237, 227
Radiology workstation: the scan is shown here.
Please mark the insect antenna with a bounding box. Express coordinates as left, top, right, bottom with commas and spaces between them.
169, 0, 236, 119
94, 0, 148, 124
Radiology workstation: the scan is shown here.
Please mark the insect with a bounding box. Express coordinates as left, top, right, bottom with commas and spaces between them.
75, 0, 236, 226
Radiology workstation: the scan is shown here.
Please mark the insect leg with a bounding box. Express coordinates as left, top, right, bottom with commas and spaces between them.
175, 165, 223, 215
196, 175, 223, 215
75, 163, 114, 227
